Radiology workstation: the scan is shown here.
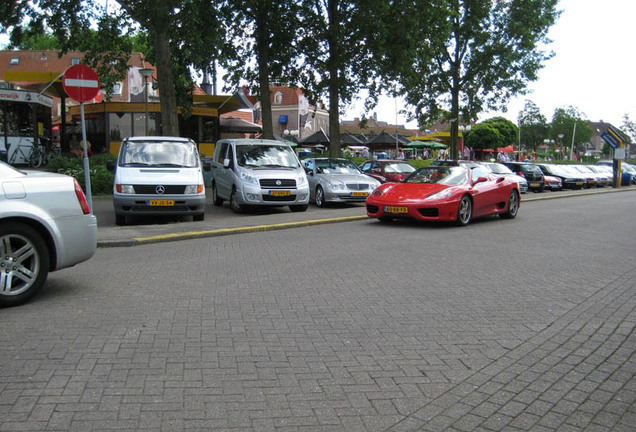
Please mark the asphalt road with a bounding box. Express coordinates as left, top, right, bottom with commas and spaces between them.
1, 191, 635, 431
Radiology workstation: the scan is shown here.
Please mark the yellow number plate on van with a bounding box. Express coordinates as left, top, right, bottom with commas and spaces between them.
148, 200, 174, 206
385, 205, 408, 214
270, 190, 291, 196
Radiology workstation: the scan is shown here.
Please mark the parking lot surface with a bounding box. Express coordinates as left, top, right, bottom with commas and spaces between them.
1, 187, 634, 431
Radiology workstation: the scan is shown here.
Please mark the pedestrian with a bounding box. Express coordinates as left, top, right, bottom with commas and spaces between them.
69, 134, 82, 157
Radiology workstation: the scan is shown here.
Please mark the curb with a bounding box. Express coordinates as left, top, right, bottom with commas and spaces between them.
97, 187, 635, 248
97, 215, 368, 248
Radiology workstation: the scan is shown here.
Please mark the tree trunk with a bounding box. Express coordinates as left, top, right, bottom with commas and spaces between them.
154, 29, 179, 136
255, 12, 274, 140
327, 0, 341, 158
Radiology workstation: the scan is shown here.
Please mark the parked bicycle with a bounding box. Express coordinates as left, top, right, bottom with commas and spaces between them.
7, 137, 60, 169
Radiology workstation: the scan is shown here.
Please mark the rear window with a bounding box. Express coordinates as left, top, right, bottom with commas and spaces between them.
520, 165, 541, 174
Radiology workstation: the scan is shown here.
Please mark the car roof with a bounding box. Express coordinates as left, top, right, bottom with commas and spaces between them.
125, 136, 192, 143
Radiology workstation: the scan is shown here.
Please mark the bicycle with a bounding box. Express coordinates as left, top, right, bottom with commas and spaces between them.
32, 137, 62, 167
7, 138, 57, 169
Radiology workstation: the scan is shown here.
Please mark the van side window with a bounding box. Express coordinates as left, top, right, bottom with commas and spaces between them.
226, 145, 234, 168
217, 143, 228, 163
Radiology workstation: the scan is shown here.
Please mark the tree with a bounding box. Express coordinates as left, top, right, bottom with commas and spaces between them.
394, 0, 560, 160
518, 100, 548, 152
481, 117, 518, 146
296, 0, 401, 157
464, 123, 503, 157
220, 0, 303, 140
549, 106, 593, 159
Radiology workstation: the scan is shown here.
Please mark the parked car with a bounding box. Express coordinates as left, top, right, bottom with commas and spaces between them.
502, 162, 545, 192
480, 162, 529, 194
210, 138, 309, 213
108, 136, 209, 226
582, 165, 611, 187
366, 165, 520, 226
535, 164, 585, 190
303, 158, 380, 207
0, 161, 97, 307
565, 165, 598, 188
358, 160, 416, 183
543, 174, 563, 191
595, 164, 635, 186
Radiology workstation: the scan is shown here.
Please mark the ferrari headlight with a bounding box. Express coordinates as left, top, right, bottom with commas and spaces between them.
426, 189, 454, 200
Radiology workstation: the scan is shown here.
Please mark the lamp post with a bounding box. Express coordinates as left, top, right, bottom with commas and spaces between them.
557, 134, 564, 160
139, 68, 154, 135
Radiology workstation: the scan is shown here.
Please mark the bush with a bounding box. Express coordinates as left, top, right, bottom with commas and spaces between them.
45, 154, 115, 195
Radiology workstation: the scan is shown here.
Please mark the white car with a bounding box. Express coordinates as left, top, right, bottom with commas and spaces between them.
0, 161, 97, 307
481, 162, 529, 193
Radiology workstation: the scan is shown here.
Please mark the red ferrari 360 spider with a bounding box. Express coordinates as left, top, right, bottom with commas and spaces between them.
365, 165, 520, 226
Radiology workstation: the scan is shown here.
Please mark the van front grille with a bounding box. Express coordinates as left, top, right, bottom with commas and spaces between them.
133, 185, 187, 194
260, 179, 297, 188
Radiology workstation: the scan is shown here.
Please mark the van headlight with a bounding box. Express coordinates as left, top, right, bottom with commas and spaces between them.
297, 175, 307, 186
240, 172, 259, 185
116, 184, 135, 194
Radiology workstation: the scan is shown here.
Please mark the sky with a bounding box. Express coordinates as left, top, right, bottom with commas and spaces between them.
343, 0, 636, 131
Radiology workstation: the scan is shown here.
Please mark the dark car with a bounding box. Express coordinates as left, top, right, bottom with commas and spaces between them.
535, 164, 585, 190
503, 162, 545, 192
358, 160, 416, 183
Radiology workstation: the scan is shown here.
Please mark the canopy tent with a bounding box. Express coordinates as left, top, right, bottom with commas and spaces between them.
219, 116, 262, 133
365, 131, 411, 147
406, 141, 447, 149
300, 129, 330, 146
497, 145, 515, 153
340, 132, 364, 145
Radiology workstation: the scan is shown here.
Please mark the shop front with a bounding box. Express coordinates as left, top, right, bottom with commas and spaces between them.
0, 88, 53, 164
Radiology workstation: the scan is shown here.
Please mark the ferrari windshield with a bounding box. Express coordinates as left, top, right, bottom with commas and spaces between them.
315, 159, 360, 174
405, 166, 469, 185
384, 162, 417, 173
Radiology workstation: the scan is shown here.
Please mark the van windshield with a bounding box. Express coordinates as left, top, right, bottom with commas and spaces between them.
119, 140, 199, 168
236, 144, 299, 168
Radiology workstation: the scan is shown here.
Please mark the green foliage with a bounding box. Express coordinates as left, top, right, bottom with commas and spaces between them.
518, 100, 549, 151
465, 123, 504, 150
549, 106, 593, 153
46, 155, 115, 195
481, 117, 519, 145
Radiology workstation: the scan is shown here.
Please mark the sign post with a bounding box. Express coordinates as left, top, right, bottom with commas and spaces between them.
62, 65, 100, 213
600, 126, 624, 188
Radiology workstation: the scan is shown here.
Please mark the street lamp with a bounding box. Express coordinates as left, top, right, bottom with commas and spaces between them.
139, 68, 154, 135
557, 134, 564, 160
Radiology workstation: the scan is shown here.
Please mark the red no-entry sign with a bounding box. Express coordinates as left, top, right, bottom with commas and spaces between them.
62, 64, 100, 102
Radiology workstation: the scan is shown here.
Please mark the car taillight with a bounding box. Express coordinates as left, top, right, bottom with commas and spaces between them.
198, 184, 204, 193
74, 179, 91, 214
517, 172, 525, 178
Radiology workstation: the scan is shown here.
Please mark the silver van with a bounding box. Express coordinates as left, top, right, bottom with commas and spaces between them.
210, 138, 309, 213
108, 136, 210, 225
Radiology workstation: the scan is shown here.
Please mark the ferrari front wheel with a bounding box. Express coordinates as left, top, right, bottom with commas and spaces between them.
456, 195, 472, 226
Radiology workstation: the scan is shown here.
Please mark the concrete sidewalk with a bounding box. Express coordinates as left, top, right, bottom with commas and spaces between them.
93, 186, 635, 248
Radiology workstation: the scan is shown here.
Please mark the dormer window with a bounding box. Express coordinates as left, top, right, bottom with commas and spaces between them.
10, 57, 19, 65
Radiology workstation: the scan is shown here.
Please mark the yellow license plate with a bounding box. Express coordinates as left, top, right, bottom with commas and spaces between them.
530, 182, 540, 187
148, 199, 174, 206
576, 182, 583, 185
385, 205, 408, 214
351, 192, 369, 197
270, 190, 290, 196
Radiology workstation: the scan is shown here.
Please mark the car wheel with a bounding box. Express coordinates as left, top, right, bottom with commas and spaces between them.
500, 190, 519, 219
315, 186, 326, 207
456, 195, 472, 226
230, 187, 244, 214
0, 222, 50, 307
290, 204, 308, 212
212, 182, 223, 206
193, 213, 205, 222
115, 214, 126, 226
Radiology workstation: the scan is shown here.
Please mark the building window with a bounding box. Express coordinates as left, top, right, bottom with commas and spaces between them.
10, 58, 19, 65
112, 82, 123, 95
273, 91, 283, 105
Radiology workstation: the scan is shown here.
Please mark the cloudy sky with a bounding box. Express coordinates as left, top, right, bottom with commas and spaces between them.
345, 0, 636, 131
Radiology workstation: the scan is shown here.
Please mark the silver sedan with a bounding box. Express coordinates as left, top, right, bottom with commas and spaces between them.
0, 162, 97, 307
303, 158, 381, 207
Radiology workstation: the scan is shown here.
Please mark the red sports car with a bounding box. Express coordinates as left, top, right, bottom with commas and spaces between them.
366, 165, 520, 226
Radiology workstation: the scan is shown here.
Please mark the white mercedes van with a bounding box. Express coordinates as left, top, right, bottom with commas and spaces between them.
108, 136, 210, 225
210, 138, 309, 213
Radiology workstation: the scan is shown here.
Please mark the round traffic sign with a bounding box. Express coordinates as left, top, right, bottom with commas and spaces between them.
62, 64, 100, 102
